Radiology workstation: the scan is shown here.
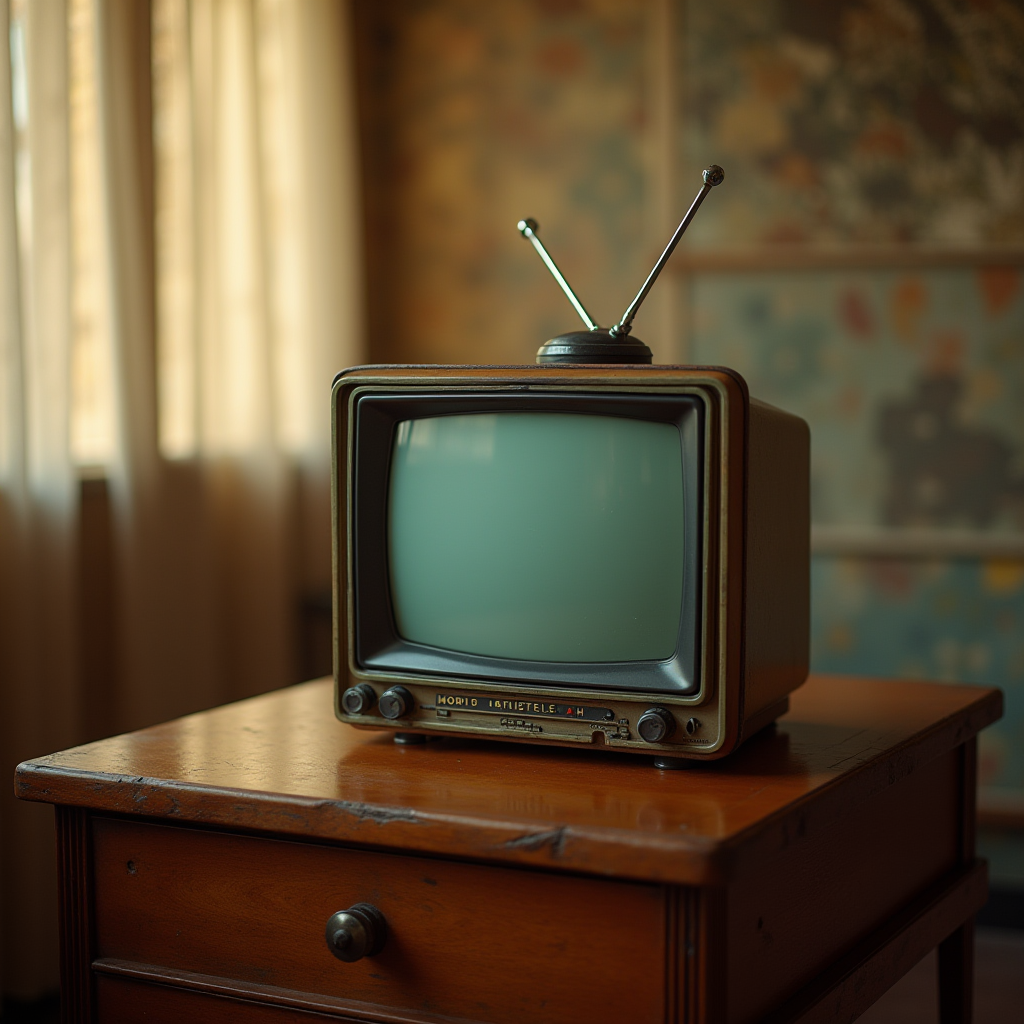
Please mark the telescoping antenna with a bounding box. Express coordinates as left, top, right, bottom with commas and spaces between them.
519, 165, 724, 364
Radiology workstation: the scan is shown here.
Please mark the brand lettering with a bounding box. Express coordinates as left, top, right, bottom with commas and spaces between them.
486, 698, 558, 715
436, 694, 480, 708
434, 693, 613, 723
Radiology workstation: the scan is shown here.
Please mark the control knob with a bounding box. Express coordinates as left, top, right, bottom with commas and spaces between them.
341, 684, 377, 715
637, 707, 675, 743
378, 686, 414, 720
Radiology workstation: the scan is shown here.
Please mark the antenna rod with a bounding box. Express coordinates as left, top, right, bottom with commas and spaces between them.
517, 218, 599, 331
610, 165, 724, 338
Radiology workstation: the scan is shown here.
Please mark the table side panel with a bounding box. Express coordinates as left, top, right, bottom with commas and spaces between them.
721, 748, 961, 1024
91, 817, 667, 1024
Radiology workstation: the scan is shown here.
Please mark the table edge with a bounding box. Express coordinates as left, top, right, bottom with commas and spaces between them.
13, 683, 1003, 886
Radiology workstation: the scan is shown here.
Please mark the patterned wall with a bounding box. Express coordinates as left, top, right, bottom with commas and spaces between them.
688, 270, 1024, 795
682, 0, 1024, 799
810, 557, 1024, 791
680, 0, 1024, 248
357, 0, 661, 366
691, 269, 1024, 530
356, 0, 1024, 798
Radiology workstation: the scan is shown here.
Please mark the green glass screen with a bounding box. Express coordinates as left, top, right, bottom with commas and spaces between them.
387, 412, 684, 662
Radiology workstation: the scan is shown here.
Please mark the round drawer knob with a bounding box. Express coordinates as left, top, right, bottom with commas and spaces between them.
379, 686, 413, 720
325, 903, 388, 962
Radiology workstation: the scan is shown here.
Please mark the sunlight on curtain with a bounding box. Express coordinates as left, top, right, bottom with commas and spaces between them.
0, 0, 79, 1000
153, 0, 361, 462
7, 0, 361, 471
151, 0, 195, 458
68, 0, 115, 467
1, 0, 363, 999
0, 2, 26, 484
97, 0, 363, 727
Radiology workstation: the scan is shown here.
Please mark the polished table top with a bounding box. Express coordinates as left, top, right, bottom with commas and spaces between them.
16, 674, 1001, 887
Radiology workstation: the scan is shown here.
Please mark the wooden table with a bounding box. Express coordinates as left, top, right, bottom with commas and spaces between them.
15, 675, 1001, 1024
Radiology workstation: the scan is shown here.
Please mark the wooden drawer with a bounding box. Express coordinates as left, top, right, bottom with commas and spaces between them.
95, 974, 340, 1023
92, 818, 667, 1024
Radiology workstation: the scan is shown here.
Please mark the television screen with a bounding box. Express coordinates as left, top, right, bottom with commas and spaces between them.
387, 412, 685, 663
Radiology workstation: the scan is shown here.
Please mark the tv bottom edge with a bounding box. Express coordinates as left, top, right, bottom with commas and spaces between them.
335, 677, 744, 758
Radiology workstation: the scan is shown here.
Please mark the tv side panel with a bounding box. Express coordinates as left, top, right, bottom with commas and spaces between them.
741, 398, 810, 732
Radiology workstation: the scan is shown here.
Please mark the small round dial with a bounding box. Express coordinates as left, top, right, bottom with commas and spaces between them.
637, 707, 675, 743
378, 686, 413, 720
341, 684, 377, 716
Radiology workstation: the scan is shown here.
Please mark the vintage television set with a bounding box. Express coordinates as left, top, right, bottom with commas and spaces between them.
332, 168, 810, 765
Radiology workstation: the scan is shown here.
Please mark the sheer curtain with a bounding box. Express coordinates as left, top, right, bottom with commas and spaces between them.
0, 0, 363, 1000
0, 0, 78, 1001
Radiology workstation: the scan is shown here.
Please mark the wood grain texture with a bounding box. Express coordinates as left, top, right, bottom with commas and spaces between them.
95, 973, 348, 1022
55, 806, 93, 1023
936, 736, 978, 1024
763, 862, 987, 1024
21, 676, 999, 1024
93, 963, 498, 1022
724, 750, 959, 1023
94, 963, 594, 1023
91, 816, 665, 1024
684, 887, 726, 1024
16, 675, 1001, 887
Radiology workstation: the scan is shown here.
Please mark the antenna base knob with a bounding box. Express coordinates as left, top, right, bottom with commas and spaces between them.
536, 329, 653, 365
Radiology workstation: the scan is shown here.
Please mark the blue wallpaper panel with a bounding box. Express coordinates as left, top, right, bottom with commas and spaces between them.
812, 556, 1024, 793
691, 268, 1024, 530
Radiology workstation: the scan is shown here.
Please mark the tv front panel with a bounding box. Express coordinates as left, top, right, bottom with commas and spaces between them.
333, 364, 809, 762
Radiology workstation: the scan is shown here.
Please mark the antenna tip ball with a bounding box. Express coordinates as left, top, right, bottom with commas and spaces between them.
703, 165, 725, 187
517, 218, 538, 236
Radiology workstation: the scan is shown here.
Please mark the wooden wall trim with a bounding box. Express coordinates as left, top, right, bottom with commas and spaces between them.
671, 247, 1024, 274
810, 525, 1024, 559
977, 787, 1024, 830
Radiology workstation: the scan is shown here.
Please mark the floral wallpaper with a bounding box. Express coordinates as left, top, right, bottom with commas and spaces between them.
690, 269, 1024, 795
691, 268, 1024, 530
683, 0, 1024, 800
681, 0, 1024, 248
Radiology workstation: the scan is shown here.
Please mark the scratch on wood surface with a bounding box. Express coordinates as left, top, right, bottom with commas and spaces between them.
503, 827, 567, 857
122, 779, 182, 815
335, 800, 421, 825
